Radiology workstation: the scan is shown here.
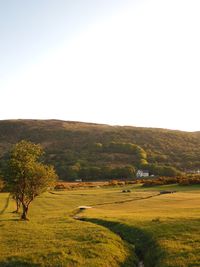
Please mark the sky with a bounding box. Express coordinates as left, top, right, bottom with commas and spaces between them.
1, 0, 200, 131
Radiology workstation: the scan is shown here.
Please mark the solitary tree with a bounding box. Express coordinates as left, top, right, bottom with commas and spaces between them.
6, 140, 57, 220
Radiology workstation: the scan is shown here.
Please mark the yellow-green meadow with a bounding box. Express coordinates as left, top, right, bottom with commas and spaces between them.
0, 184, 200, 266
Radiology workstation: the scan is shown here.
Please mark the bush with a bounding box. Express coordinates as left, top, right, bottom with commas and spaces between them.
142, 177, 178, 187
54, 183, 66, 190
125, 180, 137, 185
178, 175, 200, 185
141, 175, 200, 187
108, 180, 126, 186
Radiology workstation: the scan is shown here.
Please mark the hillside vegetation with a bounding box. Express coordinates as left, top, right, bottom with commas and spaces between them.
0, 120, 200, 181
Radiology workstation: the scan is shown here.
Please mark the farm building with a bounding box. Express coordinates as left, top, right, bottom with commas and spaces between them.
136, 170, 149, 178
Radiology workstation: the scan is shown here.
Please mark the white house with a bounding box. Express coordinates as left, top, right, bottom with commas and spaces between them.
75, 179, 82, 182
136, 170, 149, 178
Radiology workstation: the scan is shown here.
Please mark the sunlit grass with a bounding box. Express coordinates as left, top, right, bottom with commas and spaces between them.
0, 184, 200, 266
82, 184, 200, 267
0, 192, 136, 267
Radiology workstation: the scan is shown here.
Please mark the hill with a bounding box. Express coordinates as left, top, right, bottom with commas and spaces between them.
0, 119, 200, 180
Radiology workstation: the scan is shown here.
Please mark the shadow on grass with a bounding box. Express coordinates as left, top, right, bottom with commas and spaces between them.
0, 218, 20, 222
0, 258, 40, 267
82, 218, 163, 267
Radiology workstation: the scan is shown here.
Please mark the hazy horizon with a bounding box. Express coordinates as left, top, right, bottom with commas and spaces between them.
1, 0, 200, 131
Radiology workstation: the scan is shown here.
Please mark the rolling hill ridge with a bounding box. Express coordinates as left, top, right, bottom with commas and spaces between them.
0, 119, 200, 180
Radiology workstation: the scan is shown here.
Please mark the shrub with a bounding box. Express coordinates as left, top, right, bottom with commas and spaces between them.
178, 175, 200, 185
108, 180, 126, 186
54, 183, 66, 190
142, 177, 178, 187
108, 180, 119, 186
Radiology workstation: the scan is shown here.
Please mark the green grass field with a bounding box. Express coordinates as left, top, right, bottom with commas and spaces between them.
0, 184, 200, 266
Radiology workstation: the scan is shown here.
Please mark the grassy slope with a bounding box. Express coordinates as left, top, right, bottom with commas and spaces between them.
0, 120, 200, 180
0, 192, 137, 267
1, 184, 200, 266
83, 184, 200, 267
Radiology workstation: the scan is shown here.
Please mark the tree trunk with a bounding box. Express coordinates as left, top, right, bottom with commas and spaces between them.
17, 199, 21, 212
21, 204, 29, 220
13, 199, 21, 213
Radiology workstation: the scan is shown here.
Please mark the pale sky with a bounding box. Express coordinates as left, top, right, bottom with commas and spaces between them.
1, 0, 200, 131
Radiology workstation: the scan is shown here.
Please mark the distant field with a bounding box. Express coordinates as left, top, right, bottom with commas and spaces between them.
0, 184, 200, 266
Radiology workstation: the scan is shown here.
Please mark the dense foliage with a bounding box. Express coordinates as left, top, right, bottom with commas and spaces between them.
0, 120, 199, 181
141, 175, 200, 187
4, 140, 57, 219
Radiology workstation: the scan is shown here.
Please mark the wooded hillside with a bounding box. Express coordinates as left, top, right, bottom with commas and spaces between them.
0, 120, 199, 180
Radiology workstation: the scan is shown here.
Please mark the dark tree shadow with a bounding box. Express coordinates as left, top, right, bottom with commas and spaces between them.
0, 258, 40, 267
0, 218, 20, 222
